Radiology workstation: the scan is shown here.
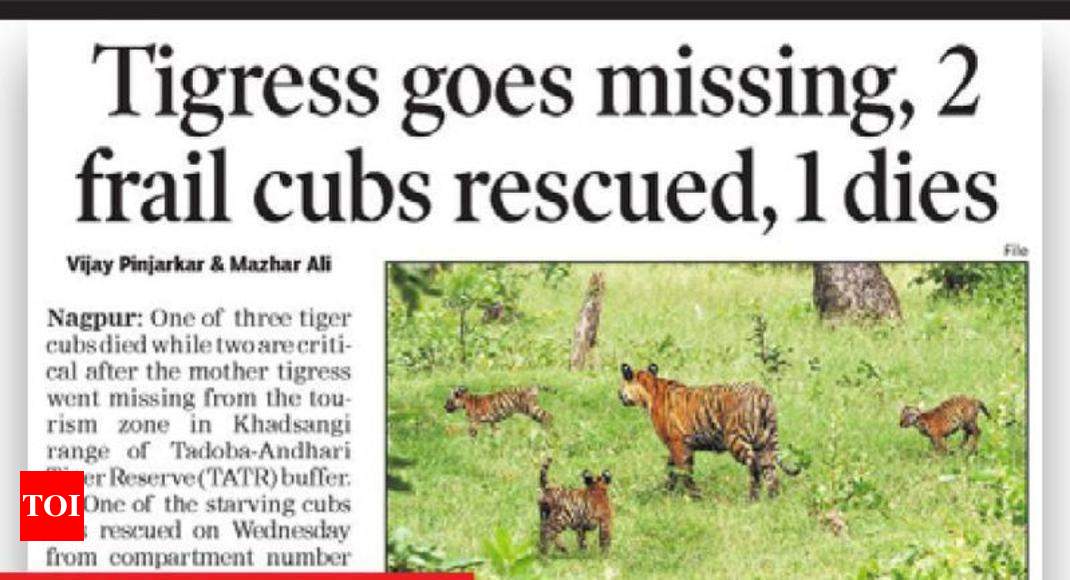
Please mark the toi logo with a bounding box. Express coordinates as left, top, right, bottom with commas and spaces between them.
20, 471, 84, 541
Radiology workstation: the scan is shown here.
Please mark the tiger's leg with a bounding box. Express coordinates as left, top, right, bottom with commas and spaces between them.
760, 450, 780, 498
467, 420, 479, 438
552, 533, 568, 553
598, 521, 611, 552
963, 422, 981, 453
540, 518, 567, 554
664, 455, 678, 491
552, 514, 569, 553
762, 415, 782, 498
728, 434, 760, 501
959, 423, 971, 449
669, 440, 700, 498
930, 435, 948, 455
683, 453, 701, 499
748, 458, 762, 501
576, 529, 587, 551
538, 529, 557, 555
537, 501, 553, 555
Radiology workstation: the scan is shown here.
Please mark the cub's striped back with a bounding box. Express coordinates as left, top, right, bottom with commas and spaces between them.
444, 385, 552, 438
900, 395, 989, 454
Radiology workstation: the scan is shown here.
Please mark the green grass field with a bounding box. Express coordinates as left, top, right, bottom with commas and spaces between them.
387, 264, 1026, 579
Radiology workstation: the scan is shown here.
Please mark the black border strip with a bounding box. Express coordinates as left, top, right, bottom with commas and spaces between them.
0, 1, 1068, 20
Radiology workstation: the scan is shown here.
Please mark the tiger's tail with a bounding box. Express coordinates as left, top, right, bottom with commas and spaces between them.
978, 400, 991, 419
529, 406, 552, 425
540, 458, 553, 489
524, 386, 553, 425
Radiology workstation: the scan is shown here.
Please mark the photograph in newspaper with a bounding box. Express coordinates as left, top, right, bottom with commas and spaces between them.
387, 262, 1026, 577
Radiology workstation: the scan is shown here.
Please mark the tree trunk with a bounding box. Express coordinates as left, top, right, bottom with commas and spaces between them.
570, 272, 606, 371
812, 263, 901, 321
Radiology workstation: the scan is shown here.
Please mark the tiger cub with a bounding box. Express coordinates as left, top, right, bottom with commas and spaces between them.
443, 385, 551, 437
899, 395, 990, 454
537, 458, 613, 555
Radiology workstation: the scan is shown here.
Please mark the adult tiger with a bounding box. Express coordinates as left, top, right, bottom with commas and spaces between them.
618, 363, 799, 500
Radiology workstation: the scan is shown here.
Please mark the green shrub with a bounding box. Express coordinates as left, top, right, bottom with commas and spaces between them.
480, 527, 540, 578
857, 534, 1025, 579
912, 263, 1026, 320
388, 527, 482, 572
389, 264, 538, 373
750, 313, 792, 376
538, 262, 572, 289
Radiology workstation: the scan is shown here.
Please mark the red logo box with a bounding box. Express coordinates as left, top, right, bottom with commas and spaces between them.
20, 471, 84, 541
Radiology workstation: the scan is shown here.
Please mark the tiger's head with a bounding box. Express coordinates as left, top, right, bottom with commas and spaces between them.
582, 469, 613, 492
618, 363, 658, 408
444, 386, 469, 413
899, 405, 921, 428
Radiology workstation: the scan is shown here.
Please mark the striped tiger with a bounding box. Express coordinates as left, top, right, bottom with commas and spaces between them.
443, 385, 551, 438
618, 363, 799, 501
537, 458, 613, 555
900, 395, 990, 454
